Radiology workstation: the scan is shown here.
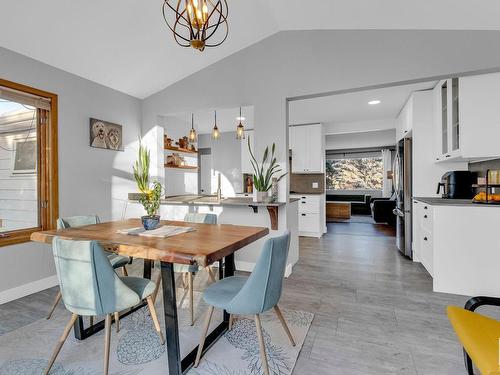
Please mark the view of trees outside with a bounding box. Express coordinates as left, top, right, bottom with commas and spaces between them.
326, 157, 383, 190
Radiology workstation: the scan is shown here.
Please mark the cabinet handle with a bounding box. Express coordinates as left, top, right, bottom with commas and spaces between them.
301, 201, 306, 204
445, 154, 451, 158
424, 237, 428, 241
301, 196, 306, 199
436, 158, 439, 160
404, 130, 408, 133
301, 213, 306, 216
424, 206, 428, 210
424, 215, 428, 218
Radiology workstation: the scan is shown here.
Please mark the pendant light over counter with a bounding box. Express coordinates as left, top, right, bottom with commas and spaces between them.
188, 113, 197, 142
236, 106, 245, 140
212, 110, 220, 140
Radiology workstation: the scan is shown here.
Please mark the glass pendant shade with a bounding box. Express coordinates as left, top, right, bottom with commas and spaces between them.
212, 110, 220, 140
236, 107, 245, 140
188, 113, 197, 142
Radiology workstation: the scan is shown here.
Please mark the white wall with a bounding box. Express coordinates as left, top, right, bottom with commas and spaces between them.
0, 47, 142, 302
324, 118, 396, 136
326, 129, 396, 150
198, 132, 244, 196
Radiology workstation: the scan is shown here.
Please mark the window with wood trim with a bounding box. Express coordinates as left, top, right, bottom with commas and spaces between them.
0, 79, 58, 246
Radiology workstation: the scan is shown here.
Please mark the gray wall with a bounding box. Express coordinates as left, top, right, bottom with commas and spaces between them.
0, 47, 141, 298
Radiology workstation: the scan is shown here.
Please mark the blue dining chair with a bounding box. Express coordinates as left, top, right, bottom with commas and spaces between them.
44, 237, 164, 375
194, 231, 295, 375
152, 212, 218, 326
47, 215, 132, 329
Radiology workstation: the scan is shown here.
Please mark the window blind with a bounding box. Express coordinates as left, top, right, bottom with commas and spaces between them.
0, 86, 51, 110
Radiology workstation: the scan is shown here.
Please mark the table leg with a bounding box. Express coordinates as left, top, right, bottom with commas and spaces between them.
160, 261, 182, 375
222, 254, 235, 323
144, 259, 153, 279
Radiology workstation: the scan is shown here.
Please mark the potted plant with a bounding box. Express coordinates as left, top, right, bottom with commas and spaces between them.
248, 137, 287, 202
133, 141, 163, 230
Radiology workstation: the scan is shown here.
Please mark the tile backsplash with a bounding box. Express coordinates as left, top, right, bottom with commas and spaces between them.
290, 173, 325, 194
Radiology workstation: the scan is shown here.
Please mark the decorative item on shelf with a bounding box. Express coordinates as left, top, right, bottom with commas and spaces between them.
162, 0, 228, 51
164, 134, 172, 148
177, 136, 189, 149
188, 113, 197, 142
236, 106, 245, 140
189, 144, 197, 152
133, 141, 163, 230
248, 136, 287, 202
212, 110, 220, 140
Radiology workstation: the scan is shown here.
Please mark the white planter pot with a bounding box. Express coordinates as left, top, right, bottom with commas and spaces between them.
253, 190, 268, 202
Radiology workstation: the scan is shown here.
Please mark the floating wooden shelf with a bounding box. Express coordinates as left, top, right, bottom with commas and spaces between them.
165, 164, 198, 170
164, 146, 198, 154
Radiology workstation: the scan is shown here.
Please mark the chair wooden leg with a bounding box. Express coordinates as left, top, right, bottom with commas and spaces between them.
46, 290, 62, 320
273, 305, 296, 346
229, 314, 234, 330
152, 271, 162, 304
194, 306, 214, 368
44, 313, 78, 375
114, 312, 120, 333
104, 314, 112, 375
208, 267, 216, 283
146, 296, 165, 345
122, 266, 128, 277
188, 272, 194, 326
255, 314, 270, 375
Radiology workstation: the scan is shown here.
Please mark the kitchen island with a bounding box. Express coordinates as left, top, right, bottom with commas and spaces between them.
125, 194, 299, 276
413, 197, 500, 297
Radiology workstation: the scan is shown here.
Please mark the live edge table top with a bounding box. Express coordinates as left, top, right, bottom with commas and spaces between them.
31, 219, 269, 267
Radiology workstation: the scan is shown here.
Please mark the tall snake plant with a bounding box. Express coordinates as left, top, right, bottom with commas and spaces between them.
248, 136, 287, 192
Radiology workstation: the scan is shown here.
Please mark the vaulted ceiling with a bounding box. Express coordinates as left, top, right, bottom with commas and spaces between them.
1, 1, 500, 99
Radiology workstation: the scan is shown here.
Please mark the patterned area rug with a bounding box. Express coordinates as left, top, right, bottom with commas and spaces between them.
0, 291, 313, 375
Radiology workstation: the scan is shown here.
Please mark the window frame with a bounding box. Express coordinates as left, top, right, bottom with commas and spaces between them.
0, 78, 58, 247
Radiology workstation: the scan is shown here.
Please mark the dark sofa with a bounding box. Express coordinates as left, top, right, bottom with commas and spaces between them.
326, 194, 371, 215
370, 197, 396, 225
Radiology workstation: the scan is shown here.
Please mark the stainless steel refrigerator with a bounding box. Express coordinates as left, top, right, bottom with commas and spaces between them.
392, 138, 412, 258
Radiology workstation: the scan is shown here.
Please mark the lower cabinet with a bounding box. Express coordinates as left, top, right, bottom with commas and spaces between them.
291, 194, 325, 237
412, 199, 500, 297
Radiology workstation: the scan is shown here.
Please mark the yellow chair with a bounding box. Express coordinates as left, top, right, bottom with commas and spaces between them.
447, 297, 500, 375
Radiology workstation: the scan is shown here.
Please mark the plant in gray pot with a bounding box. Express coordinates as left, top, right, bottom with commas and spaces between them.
248, 137, 287, 202
133, 142, 163, 230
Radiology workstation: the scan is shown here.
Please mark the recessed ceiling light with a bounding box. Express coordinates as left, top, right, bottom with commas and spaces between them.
368, 100, 381, 105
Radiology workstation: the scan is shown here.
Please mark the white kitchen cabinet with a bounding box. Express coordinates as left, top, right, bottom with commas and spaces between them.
241, 129, 254, 174
460, 72, 500, 159
291, 194, 325, 237
396, 95, 412, 141
290, 124, 324, 173
433, 78, 461, 161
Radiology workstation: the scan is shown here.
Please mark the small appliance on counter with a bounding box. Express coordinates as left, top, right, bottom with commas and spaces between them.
436, 171, 475, 199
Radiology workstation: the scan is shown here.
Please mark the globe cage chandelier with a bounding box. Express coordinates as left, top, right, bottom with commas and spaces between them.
162, 0, 229, 51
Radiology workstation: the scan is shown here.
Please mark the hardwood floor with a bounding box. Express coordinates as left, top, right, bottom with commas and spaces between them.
0, 220, 490, 374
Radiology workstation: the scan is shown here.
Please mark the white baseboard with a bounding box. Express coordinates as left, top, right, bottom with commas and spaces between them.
236, 261, 293, 277
0, 275, 58, 305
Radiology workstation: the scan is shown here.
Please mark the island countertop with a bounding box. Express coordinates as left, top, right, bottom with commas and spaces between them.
128, 193, 299, 207
413, 197, 500, 207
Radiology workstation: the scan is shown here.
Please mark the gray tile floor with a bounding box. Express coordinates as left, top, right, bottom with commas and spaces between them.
0, 220, 491, 374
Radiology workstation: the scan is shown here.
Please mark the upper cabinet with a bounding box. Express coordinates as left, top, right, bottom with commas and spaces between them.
433, 73, 500, 162
459, 72, 500, 159
241, 129, 254, 174
396, 94, 413, 141
290, 124, 324, 174
433, 78, 461, 161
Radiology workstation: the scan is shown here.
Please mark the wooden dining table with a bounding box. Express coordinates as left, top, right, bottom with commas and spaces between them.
31, 218, 269, 375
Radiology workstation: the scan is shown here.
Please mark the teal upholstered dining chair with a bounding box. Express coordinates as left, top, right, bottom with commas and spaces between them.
152, 212, 218, 326
47, 215, 132, 330
44, 237, 164, 375
194, 231, 295, 375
